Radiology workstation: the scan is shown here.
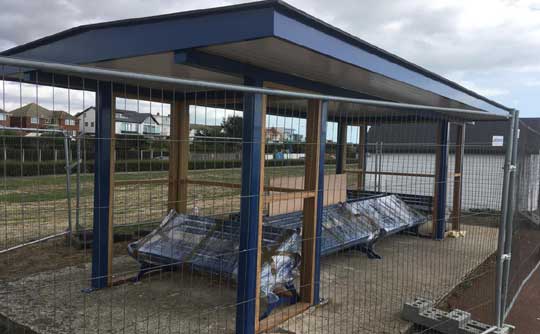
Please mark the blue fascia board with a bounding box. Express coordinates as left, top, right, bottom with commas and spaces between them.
1, 0, 509, 115
4, 7, 275, 64
175, 49, 378, 99
272, 9, 510, 116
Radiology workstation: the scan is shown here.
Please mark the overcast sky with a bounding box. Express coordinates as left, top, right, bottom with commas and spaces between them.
0, 0, 539, 116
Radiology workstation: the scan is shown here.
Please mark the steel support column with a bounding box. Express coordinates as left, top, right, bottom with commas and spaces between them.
433, 121, 449, 240
91, 81, 114, 289
236, 77, 266, 334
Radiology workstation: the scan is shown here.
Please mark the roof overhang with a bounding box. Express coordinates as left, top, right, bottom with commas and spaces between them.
1, 0, 511, 118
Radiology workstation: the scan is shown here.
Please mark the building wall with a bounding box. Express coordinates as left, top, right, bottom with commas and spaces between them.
0, 114, 9, 127
77, 108, 96, 134
9, 116, 46, 129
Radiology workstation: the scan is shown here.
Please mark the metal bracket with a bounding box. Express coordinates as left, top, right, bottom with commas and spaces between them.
509, 165, 516, 172
501, 253, 511, 261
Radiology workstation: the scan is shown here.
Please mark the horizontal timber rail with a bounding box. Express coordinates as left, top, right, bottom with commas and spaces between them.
344, 169, 436, 178
0, 56, 509, 119
114, 178, 313, 194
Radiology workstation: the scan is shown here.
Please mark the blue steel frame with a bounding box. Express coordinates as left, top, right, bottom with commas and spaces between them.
236, 76, 265, 334
434, 120, 449, 240
91, 81, 113, 289
2, 1, 510, 116
175, 50, 375, 100
313, 101, 328, 304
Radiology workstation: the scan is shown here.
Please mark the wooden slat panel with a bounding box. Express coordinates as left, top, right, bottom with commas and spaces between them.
263, 191, 316, 204
257, 302, 310, 333
267, 174, 347, 216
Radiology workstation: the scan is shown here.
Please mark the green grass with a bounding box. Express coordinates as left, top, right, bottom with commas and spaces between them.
0, 165, 334, 204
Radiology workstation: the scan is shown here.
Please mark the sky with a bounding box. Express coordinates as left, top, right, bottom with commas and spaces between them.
0, 0, 539, 117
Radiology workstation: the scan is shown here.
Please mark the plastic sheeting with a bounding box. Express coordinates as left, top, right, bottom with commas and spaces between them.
128, 194, 426, 308
345, 194, 426, 234
265, 203, 380, 256
127, 211, 301, 303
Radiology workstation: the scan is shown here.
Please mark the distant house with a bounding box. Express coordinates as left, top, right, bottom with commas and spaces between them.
8, 103, 79, 135
76, 107, 161, 136
75, 106, 96, 134
156, 114, 170, 137
0, 108, 9, 127
266, 127, 297, 142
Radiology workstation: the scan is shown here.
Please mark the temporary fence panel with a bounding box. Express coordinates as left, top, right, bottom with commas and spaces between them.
0, 58, 519, 334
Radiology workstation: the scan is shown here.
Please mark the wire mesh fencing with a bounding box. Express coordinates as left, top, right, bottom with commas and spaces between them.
502, 118, 540, 324
0, 58, 522, 334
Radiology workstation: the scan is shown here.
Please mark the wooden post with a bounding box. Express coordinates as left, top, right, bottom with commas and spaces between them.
433, 121, 449, 240
451, 123, 466, 231
167, 101, 188, 213
91, 81, 115, 289
336, 120, 347, 174
358, 125, 367, 191
300, 99, 324, 304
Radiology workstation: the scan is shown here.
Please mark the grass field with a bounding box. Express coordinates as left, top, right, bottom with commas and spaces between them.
1, 152, 508, 249
1, 164, 327, 249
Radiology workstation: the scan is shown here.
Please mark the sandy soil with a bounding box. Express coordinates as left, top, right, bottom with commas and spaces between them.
0, 219, 498, 334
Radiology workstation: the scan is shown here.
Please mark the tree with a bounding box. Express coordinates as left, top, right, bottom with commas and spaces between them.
221, 115, 242, 138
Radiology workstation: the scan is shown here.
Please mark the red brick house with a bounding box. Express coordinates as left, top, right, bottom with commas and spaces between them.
0, 108, 8, 127
9, 103, 79, 135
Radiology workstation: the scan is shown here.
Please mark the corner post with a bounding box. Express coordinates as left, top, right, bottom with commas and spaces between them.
451, 123, 466, 231
301, 99, 326, 304
91, 81, 114, 289
433, 120, 449, 240
236, 77, 266, 334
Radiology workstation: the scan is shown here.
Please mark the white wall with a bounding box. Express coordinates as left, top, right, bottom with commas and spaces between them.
77, 107, 96, 134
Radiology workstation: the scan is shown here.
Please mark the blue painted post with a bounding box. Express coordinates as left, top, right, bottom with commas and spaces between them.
236, 77, 265, 334
434, 120, 449, 240
335, 119, 346, 174
91, 81, 114, 289
313, 101, 328, 304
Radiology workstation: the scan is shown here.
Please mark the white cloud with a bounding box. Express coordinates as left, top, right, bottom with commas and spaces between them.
0, 0, 538, 115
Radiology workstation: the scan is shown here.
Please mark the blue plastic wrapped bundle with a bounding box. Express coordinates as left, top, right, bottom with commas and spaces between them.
127, 210, 301, 309
345, 194, 426, 234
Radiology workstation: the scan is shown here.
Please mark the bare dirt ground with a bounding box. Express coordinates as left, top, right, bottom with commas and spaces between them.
505, 264, 540, 334
0, 219, 498, 334
441, 214, 540, 334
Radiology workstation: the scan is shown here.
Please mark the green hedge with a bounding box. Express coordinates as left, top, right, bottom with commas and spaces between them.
0, 158, 324, 177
